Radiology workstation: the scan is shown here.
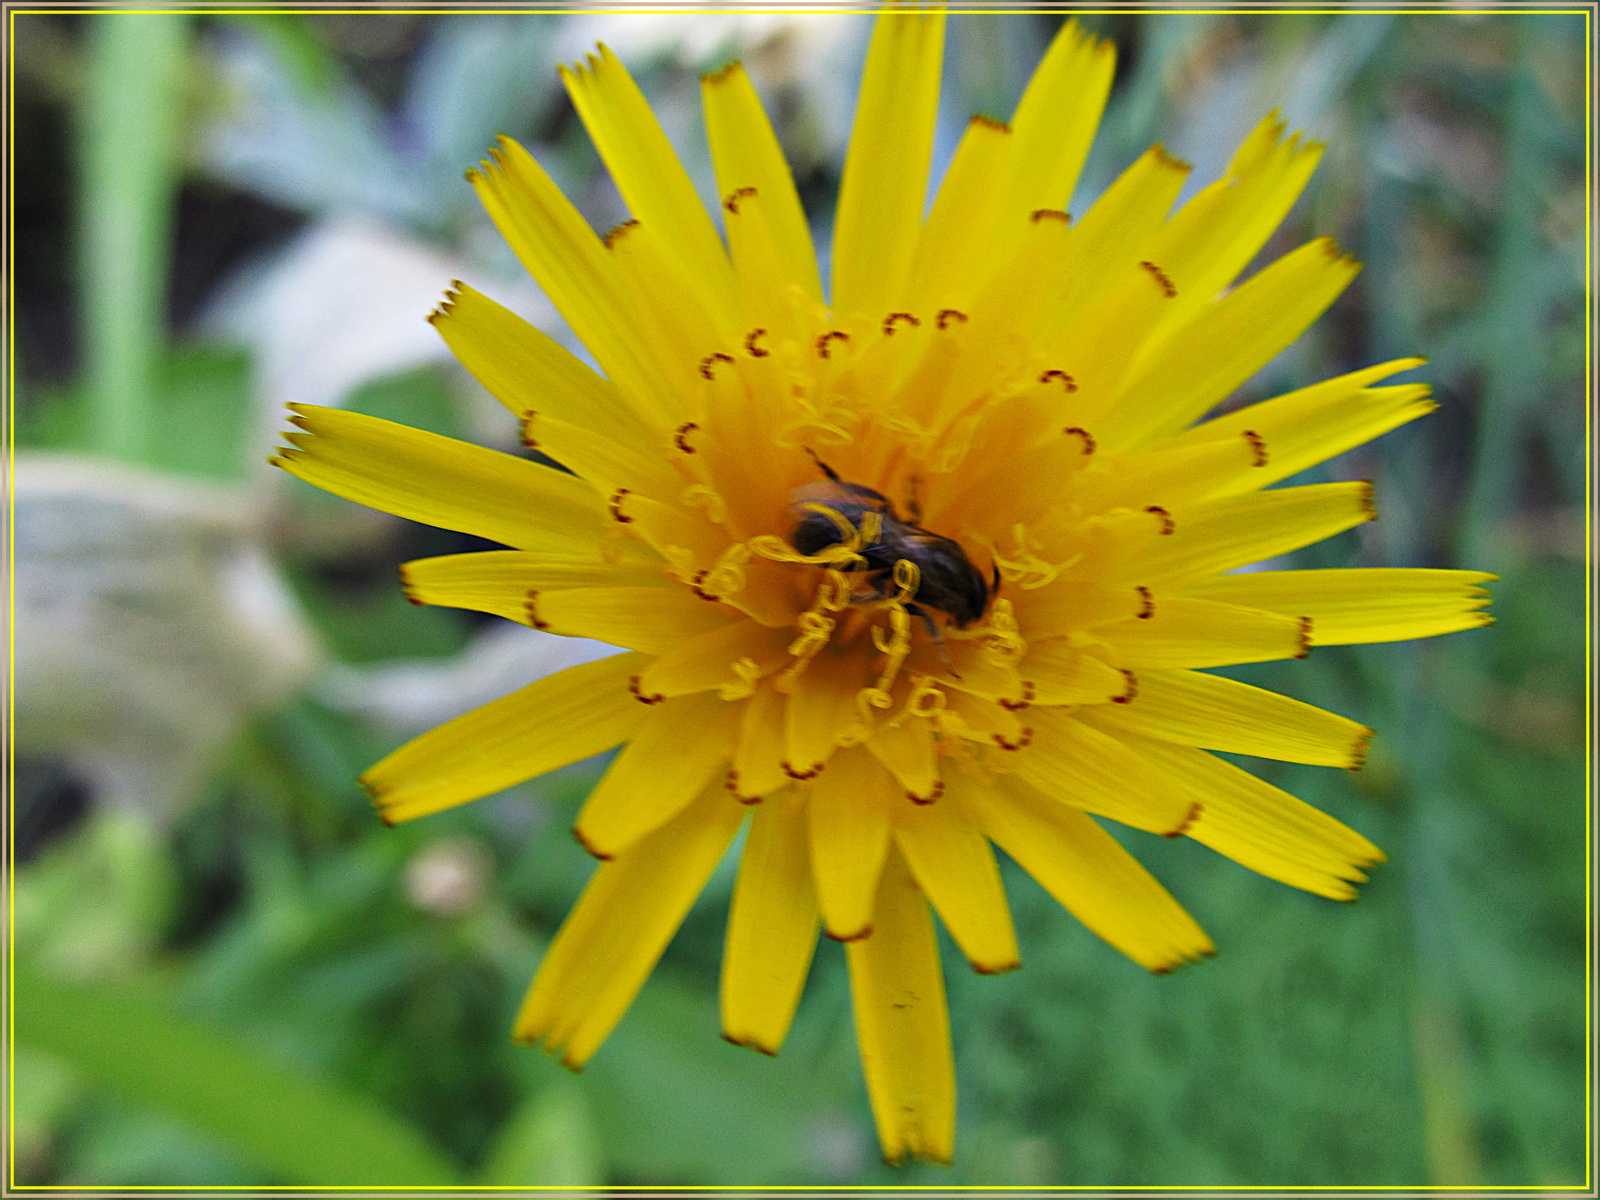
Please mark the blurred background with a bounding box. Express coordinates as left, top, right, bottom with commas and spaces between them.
9, 8, 1590, 1188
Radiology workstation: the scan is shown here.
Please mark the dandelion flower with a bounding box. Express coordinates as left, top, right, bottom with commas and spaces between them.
273, 11, 1493, 1166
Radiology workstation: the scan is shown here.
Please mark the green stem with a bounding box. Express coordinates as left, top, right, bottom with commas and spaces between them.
80, 10, 188, 463
1459, 21, 1545, 573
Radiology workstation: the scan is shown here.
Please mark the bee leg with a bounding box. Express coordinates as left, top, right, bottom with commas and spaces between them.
990, 562, 1002, 596
803, 446, 841, 482
907, 603, 960, 676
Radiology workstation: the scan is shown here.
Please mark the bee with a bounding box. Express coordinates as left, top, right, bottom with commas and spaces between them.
789, 450, 996, 644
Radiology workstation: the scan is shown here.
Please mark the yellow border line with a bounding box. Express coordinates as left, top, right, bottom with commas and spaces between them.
8, 5, 18, 1194
0, 4, 1596, 12
1580, 2, 1593, 1196
1576, 0, 1594, 1181
0, 2, 1593, 6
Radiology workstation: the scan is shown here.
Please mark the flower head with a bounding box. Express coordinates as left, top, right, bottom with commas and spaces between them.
273, 11, 1492, 1166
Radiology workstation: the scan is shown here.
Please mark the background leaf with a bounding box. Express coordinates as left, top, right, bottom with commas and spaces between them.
14, 964, 461, 1186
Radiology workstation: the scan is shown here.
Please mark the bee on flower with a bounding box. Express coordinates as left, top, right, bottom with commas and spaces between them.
273, 9, 1493, 1166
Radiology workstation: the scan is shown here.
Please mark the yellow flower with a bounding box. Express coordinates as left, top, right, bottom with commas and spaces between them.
273, 13, 1493, 1166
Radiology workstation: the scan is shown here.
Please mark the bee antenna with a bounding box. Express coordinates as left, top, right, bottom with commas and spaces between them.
803, 446, 841, 482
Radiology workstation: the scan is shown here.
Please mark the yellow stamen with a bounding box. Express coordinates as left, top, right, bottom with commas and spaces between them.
848, 557, 924, 729
718, 656, 763, 701
801, 502, 861, 546
775, 570, 851, 692
703, 543, 751, 596
902, 675, 947, 721
982, 598, 1027, 668
984, 524, 1075, 590
681, 484, 728, 525
871, 605, 912, 688
773, 393, 857, 449
748, 535, 864, 570
890, 557, 920, 603
859, 509, 885, 548
856, 686, 896, 719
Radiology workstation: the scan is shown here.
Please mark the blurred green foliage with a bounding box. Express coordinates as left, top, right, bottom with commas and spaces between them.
23, 346, 255, 481
10, 8, 1589, 1189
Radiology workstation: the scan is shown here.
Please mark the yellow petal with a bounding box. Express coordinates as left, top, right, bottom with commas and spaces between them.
1036, 148, 1195, 415
514, 779, 746, 1066
1164, 362, 1434, 498
715, 185, 817, 353
1144, 114, 1324, 341
1072, 432, 1267, 514
1081, 668, 1373, 768
892, 793, 1020, 974
940, 431, 1100, 540
1011, 579, 1152, 638
522, 405, 685, 502
830, 8, 945, 320
911, 21, 1114, 319
573, 690, 739, 859
561, 45, 738, 328
941, 690, 1025, 747
955, 774, 1213, 972
469, 137, 677, 428
427, 282, 658, 454
699, 351, 801, 541
1019, 642, 1130, 705
1104, 237, 1363, 450
1109, 481, 1376, 587
1034, 144, 1191, 351
732, 684, 791, 802
915, 386, 1063, 515
721, 788, 819, 1055
400, 551, 665, 625
1015, 707, 1198, 835
1109, 731, 1384, 900
609, 488, 733, 579
845, 847, 955, 1166
905, 115, 1016, 313
865, 718, 939, 802
938, 639, 1028, 706
1199, 116, 1323, 284
702, 62, 823, 305
362, 652, 648, 824
935, 213, 1076, 414
1061, 145, 1192, 298
636, 619, 794, 700
808, 747, 893, 941
274, 404, 605, 555
1043, 506, 1172, 589
1183, 568, 1495, 645
1097, 596, 1310, 669
1005, 20, 1115, 220
604, 217, 735, 394
533, 586, 738, 655
784, 650, 870, 778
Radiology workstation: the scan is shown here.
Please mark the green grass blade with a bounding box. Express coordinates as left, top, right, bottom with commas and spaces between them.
79, 12, 187, 462
14, 965, 460, 1186
478, 1078, 603, 1187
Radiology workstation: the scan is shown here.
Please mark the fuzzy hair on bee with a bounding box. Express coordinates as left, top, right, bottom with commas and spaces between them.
788, 452, 996, 635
